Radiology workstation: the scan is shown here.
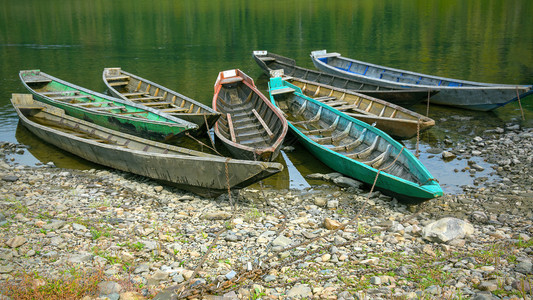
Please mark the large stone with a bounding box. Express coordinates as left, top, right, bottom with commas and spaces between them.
332, 177, 363, 189
442, 151, 456, 160
202, 212, 232, 220
515, 260, 533, 274
272, 235, 292, 247
422, 217, 474, 243
5, 236, 27, 248
286, 284, 312, 298
98, 281, 122, 295
324, 218, 342, 230
42, 220, 67, 230
119, 291, 146, 300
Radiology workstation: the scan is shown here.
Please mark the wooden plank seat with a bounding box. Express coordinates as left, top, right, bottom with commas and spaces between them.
322, 100, 348, 107
329, 128, 367, 152
314, 96, 337, 102
107, 75, 130, 81
269, 87, 295, 95
221, 77, 244, 84
345, 136, 380, 160
51, 95, 95, 101
92, 106, 126, 111
42, 91, 79, 96
109, 81, 129, 87
302, 116, 339, 135
140, 101, 173, 106
70, 101, 114, 107
122, 92, 148, 97
251, 109, 274, 138
363, 144, 391, 168
226, 114, 237, 142
161, 107, 189, 113
128, 96, 164, 101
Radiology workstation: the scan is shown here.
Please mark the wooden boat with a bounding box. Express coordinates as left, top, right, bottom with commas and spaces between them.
310, 50, 533, 111
252, 51, 436, 108
11, 94, 283, 198
103, 68, 220, 134
283, 76, 435, 139
212, 69, 288, 161
20, 70, 197, 142
268, 77, 443, 204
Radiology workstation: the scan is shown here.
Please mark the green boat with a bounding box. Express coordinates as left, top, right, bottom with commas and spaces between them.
20, 70, 198, 141
268, 77, 443, 204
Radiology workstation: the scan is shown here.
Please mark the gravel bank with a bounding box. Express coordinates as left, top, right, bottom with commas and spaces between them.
0, 126, 532, 299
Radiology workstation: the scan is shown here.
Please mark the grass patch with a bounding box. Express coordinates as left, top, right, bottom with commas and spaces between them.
1, 268, 104, 299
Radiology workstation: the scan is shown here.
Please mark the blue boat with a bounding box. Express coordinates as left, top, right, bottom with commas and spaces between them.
268, 77, 443, 204
311, 50, 533, 111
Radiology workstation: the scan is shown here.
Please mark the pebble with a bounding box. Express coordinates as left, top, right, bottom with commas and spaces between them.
0, 128, 531, 299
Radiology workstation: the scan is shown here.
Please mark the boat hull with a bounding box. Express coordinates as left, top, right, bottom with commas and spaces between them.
286, 77, 435, 139
311, 50, 533, 111
268, 78, 442, 204
103, 68, 220, 135
212, 69, 288, 161
11, 94, 283, 198
252, 51, 436, 108
20, 70, 197, 141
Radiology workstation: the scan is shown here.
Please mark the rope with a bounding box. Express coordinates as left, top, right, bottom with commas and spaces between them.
415, 118, 420, 158
419, 177, 439, 186
426, 90, 430, 117
185, 132, 222, 156
516, 87, 525, 121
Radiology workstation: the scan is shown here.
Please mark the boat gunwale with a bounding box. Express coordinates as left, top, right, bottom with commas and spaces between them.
20, 69, 198, 129
268, 78, 442, 197
286, 76, 435, 125
102, 67, 219, 114
311, 50, 533, 91
212, 69, 288, 158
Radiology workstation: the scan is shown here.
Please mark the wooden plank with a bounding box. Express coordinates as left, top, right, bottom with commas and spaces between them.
107, 75, 130, 81
109, 81, 129, 87
270, 87, 295, 95
50, 95, 94, 100
128, 96, 164, 101
161, 108, 189, 113
227, 114, 237, 142
252, 109, 274, 138
42, 91, 79, 96
141, 101, 172, 106
92, 106, 126, 111
122, 92, 147, 97
71, 101, 114, 107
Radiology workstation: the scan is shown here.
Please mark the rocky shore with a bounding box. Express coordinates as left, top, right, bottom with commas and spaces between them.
0, 125, 532, 300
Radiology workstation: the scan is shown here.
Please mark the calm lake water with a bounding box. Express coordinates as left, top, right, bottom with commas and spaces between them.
1, 0, 532, 194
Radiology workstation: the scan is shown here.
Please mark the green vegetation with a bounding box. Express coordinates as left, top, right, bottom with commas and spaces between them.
1, 268, 104, 299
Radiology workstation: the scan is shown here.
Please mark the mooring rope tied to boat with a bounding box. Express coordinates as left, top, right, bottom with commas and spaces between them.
416, 119, 421, 158
184, 132, 221, 156
426, 89, 431, 117
516, 87, 525, 121
418, 177, 439, 186
203, 114, 218, 151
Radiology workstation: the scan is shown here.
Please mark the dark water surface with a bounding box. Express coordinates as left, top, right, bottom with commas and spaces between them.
1, 0, 532, 194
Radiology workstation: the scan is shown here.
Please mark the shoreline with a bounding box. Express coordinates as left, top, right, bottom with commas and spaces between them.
0, 125, 532, 299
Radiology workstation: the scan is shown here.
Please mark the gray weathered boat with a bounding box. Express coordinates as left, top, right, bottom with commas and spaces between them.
20, 70, 197, 142
283, 76, 435, 139
11, 94, 283, 198
252, 51, 436, 108
212, 69, 288, 161
103, 68, 220, 134
310, 50, 533, 111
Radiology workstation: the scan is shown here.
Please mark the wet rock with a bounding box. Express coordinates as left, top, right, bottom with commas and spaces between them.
332, 177, 363, 189
442, 151, 456, 160
422, 217, 474, 243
